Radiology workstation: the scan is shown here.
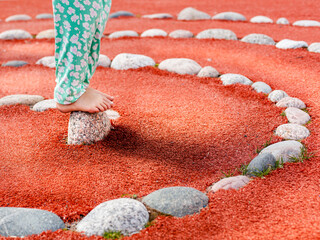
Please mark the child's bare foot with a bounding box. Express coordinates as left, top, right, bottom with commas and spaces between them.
56, 88, 114, 113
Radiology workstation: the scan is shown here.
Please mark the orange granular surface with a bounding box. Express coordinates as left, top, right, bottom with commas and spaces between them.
1, 0, 320, 239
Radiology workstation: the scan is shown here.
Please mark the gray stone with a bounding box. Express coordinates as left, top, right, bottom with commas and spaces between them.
142, 13, 173, 19
0, 94, 44, 106
105, 110, 120, 120
36, 29, 55, 39
108, 30, 139, 39
285, 107, 310, 125
197, 66, 219, 77
220, 73, 253, 86
32, 99, 56, 112
209, 176, 250, 192
141, 29, 168, 37
177, 7, 211, 21
276, 39, 308, 49
68, 111, 111, 145
0, 29, 32, 40
275, 123, 310, 140
158, 58, 202, 75
169, 30, 194, 39
241, 33, 275, 45
5, 14, 31, 22
109, 11, 134, 19
36, 13, 54, 19
293, 20, 320, 27
2, 61, 28, 67
196, 29, 237, 40
247, 153, 276, 176
76, 198, 148, 236
142, 187, 208, 217
111, 53, 155, 70
276, 97, 306, 109
212, 12, 246, 21
308, 43, 320, 53
252, 81, 272, 94
268, 90, 289, 102
250, 16, 273, 23
97, 54, 111, 68
36, 56, 56, 68
276, 17, 289, 25
259, 140, 303, 163
0, 207, 64, 237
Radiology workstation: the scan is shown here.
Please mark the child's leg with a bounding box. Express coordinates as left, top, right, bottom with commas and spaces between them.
52, 0, 113, 113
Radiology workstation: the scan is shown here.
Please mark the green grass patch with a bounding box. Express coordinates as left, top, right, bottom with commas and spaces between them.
289, 146, 314, 163
103, 231, 123, 239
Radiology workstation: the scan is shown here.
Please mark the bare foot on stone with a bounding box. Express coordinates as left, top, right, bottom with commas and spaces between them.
56, 87, 114, 113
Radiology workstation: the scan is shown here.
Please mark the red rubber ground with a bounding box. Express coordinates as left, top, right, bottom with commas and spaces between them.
1, 0, 320, 239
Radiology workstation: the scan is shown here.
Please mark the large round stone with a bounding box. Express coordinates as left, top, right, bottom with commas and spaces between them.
276, 97, 306, 109
196, 29, 237, 40
276, 17, 289, 25
5, 14, 31, 22
97, 54, 111, 68
246, 153, 276, 176
241, 33, 275, 45
268, 90, 289, 102
209, 176, 250, 192
285, 107, 310, 125
68, 111, 111, 145
109, 11, 134, 19
108, 30, 139, 39
0, 207, 64, 237
142, 13, 173, 19
197, 66, 220, 78
259, 140, 303, 163
177, 7, 211, 20
0, 94, 44, 106
252, 81, 272, 94
275, 124, 310, 140
141, 29, 167, 37
77, 198, 148, 236
111, 53, 155, 70
2, 61, 28, 67
308, 43, 320, 53
250, 16, 273, 23
169, 30, 194, 39
212, 12, 246, 21
36, 56, 56, 68
0, 29, 32, 40
142, 187, 208, 217
293, 20, 320, 27
276, 39, 308, 49
220, 73, 253, 86
158, 58, 202, 75
36, 13, 54, 19
36, 29, 55, 39
32, 99, 56, 112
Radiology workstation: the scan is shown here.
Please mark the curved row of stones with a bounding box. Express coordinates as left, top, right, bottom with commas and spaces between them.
3, 8, 320, 28
1, 28, 319, 54
0, 54, 312, 238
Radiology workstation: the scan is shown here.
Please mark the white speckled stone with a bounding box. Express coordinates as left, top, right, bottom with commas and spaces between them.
142, 13, 173, 19
275, 123, 310, 140
260, 140, 303, 163
177, 7, 211, 20
293, 20, 320, 27
68, 111, 111, 145
5, 14, 31, 22
2, 61, 28, 67
36, 29, 55, 39
108, 30, 139, 39
250, 16, 273, 23
209, 176, 250, 192
36, 13, 54, 19
276, 39, 308, 49
32, 99, 56, 112
241, 33, 275, 45
268, 90, 289, 102
196, 29, 237, 40
158, 58, 202, 75
308, 43, 320, 53
105, 110, 120, 120
0, 29, 32, 40
141, 29, 167, 37
285, 107, 310, 125
197, 66, 219, 77
276, 17, 289, 25
252, 81, 272, 94
0, 94, 44, 106
212, 12, 246, 21
220, 73, 253, 86
276, 97, 306, 109
76, 198, 149, 236
36, 56, 56, 68
169, 30, 194, 38
111, 53, 155, 70
97, 54, 111, 67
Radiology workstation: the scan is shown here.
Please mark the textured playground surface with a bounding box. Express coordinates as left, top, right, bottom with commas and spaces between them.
1, 0, 320, 239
